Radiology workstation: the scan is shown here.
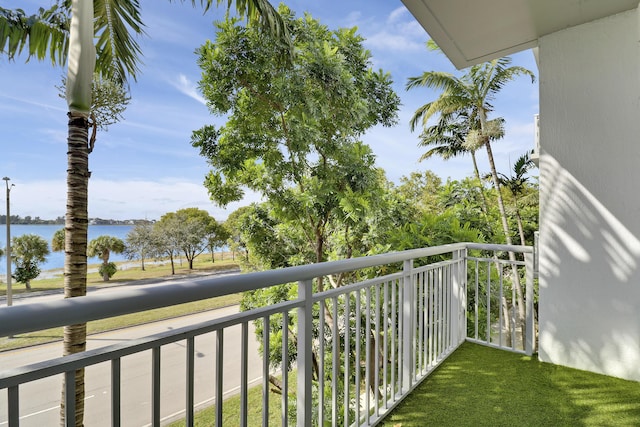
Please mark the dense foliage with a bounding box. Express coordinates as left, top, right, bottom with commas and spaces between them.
187, 8, 539, 425
192, 6, 400, 274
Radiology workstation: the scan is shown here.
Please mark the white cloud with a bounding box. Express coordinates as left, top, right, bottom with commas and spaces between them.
345, 11, 363, 26
171, 73, 207, 105
388, 7, 408, 24
365, 31, 424, 53
361, 7, 426, 53
9, 178, 261, 222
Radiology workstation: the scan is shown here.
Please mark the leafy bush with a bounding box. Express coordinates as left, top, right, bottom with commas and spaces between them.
99, 262, 118, 280
12, 260, 41, 289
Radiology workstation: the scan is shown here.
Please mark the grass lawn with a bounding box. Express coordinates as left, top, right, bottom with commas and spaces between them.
382, 342, 640, 427
167, 372, 295, 427
166, 342, 640, 426
0, 253, 240, 296
0, 255, 242, 351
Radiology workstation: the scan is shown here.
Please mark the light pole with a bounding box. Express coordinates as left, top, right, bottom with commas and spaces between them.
3, 177, 14, 307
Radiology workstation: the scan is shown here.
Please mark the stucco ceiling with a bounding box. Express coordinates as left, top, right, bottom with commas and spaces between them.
401, 0, 640, 69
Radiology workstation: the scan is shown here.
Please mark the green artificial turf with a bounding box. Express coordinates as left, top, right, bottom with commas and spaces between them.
382, 342, 640, 427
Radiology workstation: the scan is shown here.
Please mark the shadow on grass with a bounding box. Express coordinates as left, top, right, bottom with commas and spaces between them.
382, 342, 640, 427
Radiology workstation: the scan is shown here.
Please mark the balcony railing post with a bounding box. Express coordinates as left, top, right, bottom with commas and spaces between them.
450, 248, 465, 347
525, 252, 535, 356
297, 279, 313, 427
402, 259, 414, 393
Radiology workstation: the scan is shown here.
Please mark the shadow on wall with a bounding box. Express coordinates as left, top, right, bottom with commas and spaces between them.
539, 153, 640, 381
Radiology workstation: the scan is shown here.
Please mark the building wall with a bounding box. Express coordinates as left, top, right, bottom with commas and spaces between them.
538, 6, 640, 381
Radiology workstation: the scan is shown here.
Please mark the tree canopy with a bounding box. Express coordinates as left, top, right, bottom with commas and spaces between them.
10, 234, 50, 289
87, 235, 126, 281
154, 208, 215, 270
192, 6, 400, 274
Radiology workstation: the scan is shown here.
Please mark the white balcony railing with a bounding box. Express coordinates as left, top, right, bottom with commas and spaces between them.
0, 242, 535, 426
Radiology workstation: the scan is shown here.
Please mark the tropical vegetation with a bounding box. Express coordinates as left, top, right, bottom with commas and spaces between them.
1, 1, 290, 425
87, 235, 126, 281
407, 55, 535, 347
10, 234, 50, 289
1, 2, 540, 424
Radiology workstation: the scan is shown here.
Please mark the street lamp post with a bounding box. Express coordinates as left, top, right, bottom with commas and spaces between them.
3, 177, 13, 307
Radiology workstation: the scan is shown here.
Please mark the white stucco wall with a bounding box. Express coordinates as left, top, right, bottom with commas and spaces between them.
538, 6, 640, 381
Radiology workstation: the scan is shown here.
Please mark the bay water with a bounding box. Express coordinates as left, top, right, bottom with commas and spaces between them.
0, 224, 134, 275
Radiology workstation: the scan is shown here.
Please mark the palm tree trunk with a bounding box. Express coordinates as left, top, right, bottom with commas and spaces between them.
515, 209, 526, 246
101, 252, 110, 281
61, 112, 90, 427
471, 151, 489, 215
512, 195, 526, 246
484, 140, 526, 347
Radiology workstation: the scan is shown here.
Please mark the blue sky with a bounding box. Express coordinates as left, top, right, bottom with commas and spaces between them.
0, 0, 538, 221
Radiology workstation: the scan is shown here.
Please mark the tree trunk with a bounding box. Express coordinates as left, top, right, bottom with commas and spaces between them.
170, 254, 175, 275
501, 296, 512, 347
514, 203, 526, 246
101, 261, 109, 281
484, 140, 526, 347
471, 151, 489, 215
61, 113, 90, 427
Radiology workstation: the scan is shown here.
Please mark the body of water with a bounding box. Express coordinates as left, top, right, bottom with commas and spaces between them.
0, 224, 134, 275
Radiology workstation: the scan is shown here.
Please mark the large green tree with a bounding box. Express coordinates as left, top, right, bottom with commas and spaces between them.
191, 9, 399, 421
192, 6, 399, 273
1, 2, 288, 424
407, 56, 534, 345
124, 222, 154, 270
174, 208, 214, 269
152, 212, 183, 275
10, 234, 50, 289
224, 206, 252, 262
204, 218, 229, 262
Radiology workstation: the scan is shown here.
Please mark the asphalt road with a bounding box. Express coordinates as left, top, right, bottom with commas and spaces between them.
0, 272, 264, 426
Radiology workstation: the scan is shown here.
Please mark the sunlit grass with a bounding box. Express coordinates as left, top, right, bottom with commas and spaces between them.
382, 342, 640, 427
168, 342, 640, 427
0, 252, 240, 296
0, 253, 242, 351
167, 372, 295, 427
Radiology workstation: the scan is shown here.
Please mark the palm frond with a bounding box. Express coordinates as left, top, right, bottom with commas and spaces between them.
181, 0, 292, 55
94, 0, 145, 84
409, 102, 433, 131
406, 70, 462, 92
0, 5, 69, 65
485, 117, 505, 141
513, 152, 534, 176
417, 110, 471, 161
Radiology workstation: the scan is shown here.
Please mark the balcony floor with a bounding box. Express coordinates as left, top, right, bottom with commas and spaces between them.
382, 342, 640, 426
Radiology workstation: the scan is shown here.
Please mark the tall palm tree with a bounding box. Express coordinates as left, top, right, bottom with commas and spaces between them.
498, 151, 536, 246
1, 2, 288, 425
413, 109, 506, 215
407, 56, 535, 345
